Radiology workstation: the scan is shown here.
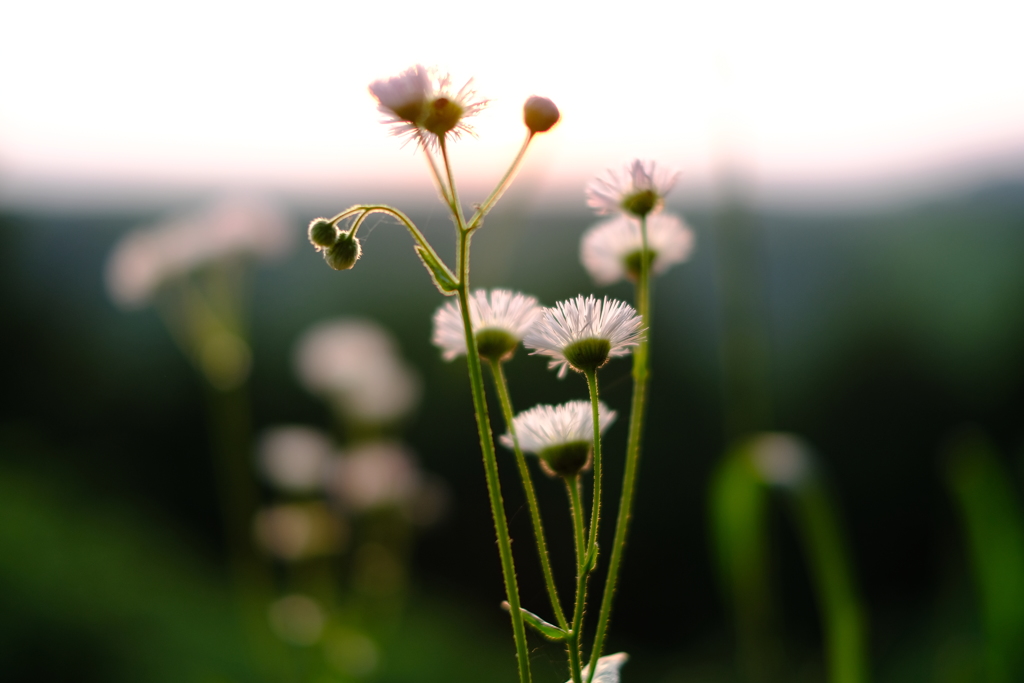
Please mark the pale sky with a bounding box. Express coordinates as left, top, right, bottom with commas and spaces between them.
2, 0, 1023, 208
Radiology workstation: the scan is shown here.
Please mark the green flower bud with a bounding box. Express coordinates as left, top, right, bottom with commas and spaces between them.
562, 337, 612, 374
620, 189, 660, 218
308, 218, 337, 250
523, 96, 560, 134
538, 441, 592, 478
324, 231, 361, 271
475, 327, 519, 363
423, 96, 465, 137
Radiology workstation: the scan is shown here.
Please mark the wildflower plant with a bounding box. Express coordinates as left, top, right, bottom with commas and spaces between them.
311, 64, 693, 683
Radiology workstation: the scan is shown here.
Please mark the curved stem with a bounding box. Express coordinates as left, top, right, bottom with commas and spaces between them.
490, 359, 569, 631
467, 132, 535, 231
334, 205, 453, 284
456, 231, 531, 683
587, 215, 652, 680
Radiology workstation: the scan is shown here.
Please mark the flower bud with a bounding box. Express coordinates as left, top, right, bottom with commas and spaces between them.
308, 218, 337, 250
523, 96, 560, 134
324, 232, 361, 271
423, 96, 465, 137
538, 441, 591, 478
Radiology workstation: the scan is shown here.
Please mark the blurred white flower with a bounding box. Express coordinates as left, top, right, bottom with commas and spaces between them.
295, 319, 421, 423
369, 64, 486, 144
325, 441, 422, 512
524, 295, 645, 378
253, 502, 348, 561
581, 213, 695, 285
750, 432, 812, 489
105, 196, 292, 307
432, 289, 542, 362
573, 653, 629, 683
268, 594, 326, 646
586, 160, 678, 218
256, 425, 334, 494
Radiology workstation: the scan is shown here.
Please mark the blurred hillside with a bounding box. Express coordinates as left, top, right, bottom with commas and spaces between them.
1, 176, 1023, 682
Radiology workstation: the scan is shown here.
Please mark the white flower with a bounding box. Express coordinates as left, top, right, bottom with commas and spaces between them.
524, 295, 645, 378
105, 196, 292, 308
295, 319, 421, 423
750, 432, 812, 489
586, 160, 679, 218
581, 212, 695, 285
256, 426, 334, 494
500, 400, 616, 477
324, 441, 422, 512
369, 65, 486, 144
253, 502, 348, 561
501, 400, 616, 454
570, 653, 629, 683
432, 289, 542, 362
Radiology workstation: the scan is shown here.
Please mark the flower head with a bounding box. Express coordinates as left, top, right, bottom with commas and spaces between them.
500, 400, 616, 477
581, 212, 695, 285
324, 441, 422, 512
369, 65, 486, 146
256, 425, 334, 494
524, 295, 645, 378
586, 160, 678, 218
432, 289, 542, 362
572, 653, 629, 683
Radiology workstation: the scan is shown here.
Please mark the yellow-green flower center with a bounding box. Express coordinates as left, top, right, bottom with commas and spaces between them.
423, 97, 465, 137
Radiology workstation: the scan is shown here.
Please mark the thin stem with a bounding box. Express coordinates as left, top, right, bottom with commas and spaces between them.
490, 359, 569, 631
584, 368, 603, 557
467, 132, 535, 231
440, 138, 467, 231
456, 231, 531, 683
566, 475, 587, 683
335, 205, 454, 285
587, 214, 652, 680
417, 130, 454, 207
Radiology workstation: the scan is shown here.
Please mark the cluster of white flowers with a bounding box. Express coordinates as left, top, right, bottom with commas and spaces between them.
105, 196, 292, 307
295, 319, 421, 424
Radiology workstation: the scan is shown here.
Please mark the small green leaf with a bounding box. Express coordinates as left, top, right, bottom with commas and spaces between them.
501, 601, 566, 641
414, 246, 458, 295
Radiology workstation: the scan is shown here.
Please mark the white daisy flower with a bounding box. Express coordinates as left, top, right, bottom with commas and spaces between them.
432, 289, 542, 362
571, 653, 629, 683
586, 160, 679, 218
368, 64, 486, 145
524, 295, 645, 378
581, 212, 695, 285
324, 440, 422, 512
500, 400, 616, 477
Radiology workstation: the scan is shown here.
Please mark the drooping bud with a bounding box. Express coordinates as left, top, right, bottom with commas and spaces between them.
324, 231, 361, 271
308, 218, 337, 250
523, 96, 560, 134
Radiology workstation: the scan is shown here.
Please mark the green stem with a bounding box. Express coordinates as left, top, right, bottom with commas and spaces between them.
566, 475, 587, 683
584, 368, 603, 558
587, 215, 652, 679
490, 359, 569, 631
440, 138, 467, 231
455, 231, 531, 683
791, 481, 868, 683
467, 132, 535, 231
417, 130, 454, 207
